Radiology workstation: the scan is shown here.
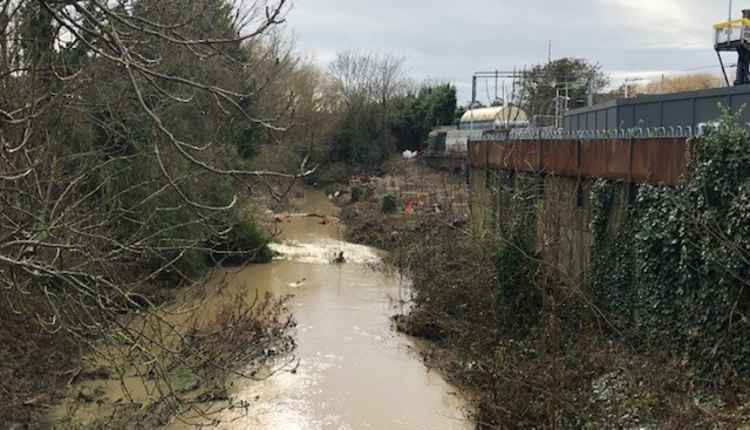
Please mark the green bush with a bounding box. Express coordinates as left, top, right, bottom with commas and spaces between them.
350, 186, 364, 203
494, 239, 540, 335
209, 220, 272, 266
381, 193, 398, 213
313, 162, 354, 186
591, 109, 750, 376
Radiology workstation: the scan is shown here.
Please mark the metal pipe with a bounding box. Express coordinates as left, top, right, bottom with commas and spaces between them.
718, 51, 731, 87
471, 75, 477, 107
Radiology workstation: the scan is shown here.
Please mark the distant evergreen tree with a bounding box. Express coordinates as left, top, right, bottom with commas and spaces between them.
521, 58, 608, 120
389, 83, 457, 151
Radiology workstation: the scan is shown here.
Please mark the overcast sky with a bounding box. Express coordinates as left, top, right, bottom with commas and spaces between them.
282, 0, 745, 105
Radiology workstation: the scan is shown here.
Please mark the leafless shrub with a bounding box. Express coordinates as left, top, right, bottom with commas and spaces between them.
0, 0, 309, 424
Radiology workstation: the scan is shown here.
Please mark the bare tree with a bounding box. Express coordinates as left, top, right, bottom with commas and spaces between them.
0, 0, 312, 425
326, 50, 405, 164
327, 51, 404, 107
327, 50, 376, 108
373, 53, 405, 151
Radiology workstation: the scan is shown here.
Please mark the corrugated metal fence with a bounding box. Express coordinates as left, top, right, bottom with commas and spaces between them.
563, 85, 750, 132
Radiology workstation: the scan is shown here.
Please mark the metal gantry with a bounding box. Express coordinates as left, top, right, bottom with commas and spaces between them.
470, 69, 526, 108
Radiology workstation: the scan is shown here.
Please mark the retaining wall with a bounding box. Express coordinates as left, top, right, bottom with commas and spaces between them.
469, 138, 689, 283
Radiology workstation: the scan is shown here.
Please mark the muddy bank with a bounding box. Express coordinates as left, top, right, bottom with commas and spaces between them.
45, 206, 295, 428
1, 283, 184, 429
331, 159, 470, 251
0, 303, 81, 429
51, 275, 296, 429
339, 162, 750, 429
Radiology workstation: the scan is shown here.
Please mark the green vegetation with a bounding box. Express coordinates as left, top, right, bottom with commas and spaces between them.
0, 0, 308, 426
390, 83, 458, 151
208, 218, 274, 266
316, 51, 457, 179
591, 109, 750, 376
1, 0, 460, 424
522, 58, 609, 124
381, 193, 399, 213
325, 80, 458, 169
379, 116, 750, 426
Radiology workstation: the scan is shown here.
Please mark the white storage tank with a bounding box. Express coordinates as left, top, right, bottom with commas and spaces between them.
459, 105, 529, 130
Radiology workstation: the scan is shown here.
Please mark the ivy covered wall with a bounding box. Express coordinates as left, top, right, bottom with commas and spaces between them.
591, 111, 750, 375
469, 111, 750, 374
470, 113, 750, 375
471, 167, 593, 285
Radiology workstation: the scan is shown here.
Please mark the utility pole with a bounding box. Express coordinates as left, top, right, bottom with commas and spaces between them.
555, 87, 560, 128
548, 40, 552, 64
471, 75, 477, 107
495, 70, 499, 103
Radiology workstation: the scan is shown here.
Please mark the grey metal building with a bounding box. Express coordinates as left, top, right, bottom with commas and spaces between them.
564, 85, 750, 132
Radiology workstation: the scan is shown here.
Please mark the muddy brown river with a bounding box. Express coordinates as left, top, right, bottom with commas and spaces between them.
207, 190, 468, 429
54, 190, 468, 428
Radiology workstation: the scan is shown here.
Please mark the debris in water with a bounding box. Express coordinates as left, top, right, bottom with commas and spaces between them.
287, 278, 307, 288
305, 213, 339, 225
333, 251, 346, 264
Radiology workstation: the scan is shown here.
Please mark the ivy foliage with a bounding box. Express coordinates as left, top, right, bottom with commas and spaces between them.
495, 237, 539, 335
492, 171, 542, 335
590, 180, 637, 333
590, 109, 750, 375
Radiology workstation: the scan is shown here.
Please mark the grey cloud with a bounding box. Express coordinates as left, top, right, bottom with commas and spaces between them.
286, 1, 741, 103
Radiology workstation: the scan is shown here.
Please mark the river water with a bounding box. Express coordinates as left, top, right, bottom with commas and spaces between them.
211, 190, 468, 429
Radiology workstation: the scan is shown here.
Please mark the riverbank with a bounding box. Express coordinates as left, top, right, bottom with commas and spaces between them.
326, 158, 470, 251
50, 274, 296, 429
336, 159, 750, 428
0, 276, 186, 429
2, 197, 294, 429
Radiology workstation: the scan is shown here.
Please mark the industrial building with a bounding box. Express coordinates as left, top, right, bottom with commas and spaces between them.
563, 85, 750, 132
